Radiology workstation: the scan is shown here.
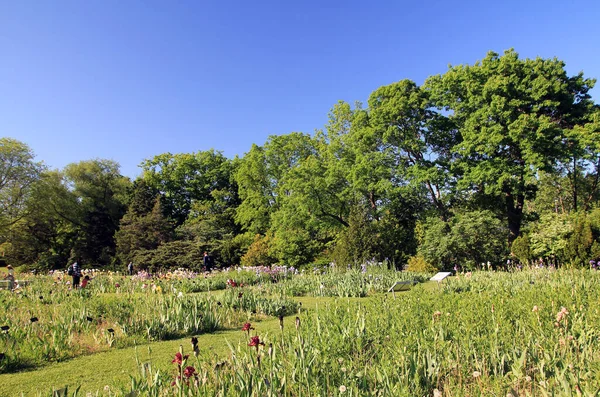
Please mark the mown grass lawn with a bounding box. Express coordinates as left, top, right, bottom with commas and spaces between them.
0, 296, 338, 395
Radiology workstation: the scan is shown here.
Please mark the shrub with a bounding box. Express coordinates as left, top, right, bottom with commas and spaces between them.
511, 234, 532, 265
240, 234, 277, 267
405, 254, 437, 272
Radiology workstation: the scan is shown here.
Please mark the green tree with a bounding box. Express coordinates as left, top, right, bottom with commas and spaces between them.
565, 213, 598, 267
179, 187, 242, 267
0, 138, 44, 234
561, 110, 600, 212
419, 210, 507, 269
528, 212, 572, 262
234, 144, 273, 234
426, 49, 596, 244
115, 198, 173, 264
331, 203, 377, 266
141, 150, 236, 225
368, 80, 456, 220
2, 171, 78, 269
511, 234, 532, 265
63, 160, 130, 266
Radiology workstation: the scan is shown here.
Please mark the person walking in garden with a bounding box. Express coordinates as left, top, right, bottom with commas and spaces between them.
69, 260, 82, 288
128, 261, 134, 275
203, 252, 213, 272
4, 265, 15, 290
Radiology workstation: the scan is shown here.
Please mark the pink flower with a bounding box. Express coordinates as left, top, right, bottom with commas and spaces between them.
115, 283, 120, 288
556, 307, 569, 323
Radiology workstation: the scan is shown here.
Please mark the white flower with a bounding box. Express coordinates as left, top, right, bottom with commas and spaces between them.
472, 371, 481, 378
339, 385, 347, 393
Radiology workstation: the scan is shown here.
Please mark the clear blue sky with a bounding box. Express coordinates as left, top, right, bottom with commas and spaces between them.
2, 0, 599, 178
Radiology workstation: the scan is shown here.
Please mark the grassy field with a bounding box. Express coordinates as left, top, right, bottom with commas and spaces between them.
1, 268, 600, 396
0, 300, 314, 395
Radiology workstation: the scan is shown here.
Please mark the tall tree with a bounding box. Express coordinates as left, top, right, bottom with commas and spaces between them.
235, 144, 274, 234
2, 171, 78, 268
141, 150, 235, 225
0, 138, 44, 234
426, 49, 597, 244
367, 80, 457, 220
64, 160, 129, 265
115, 197, 172, 264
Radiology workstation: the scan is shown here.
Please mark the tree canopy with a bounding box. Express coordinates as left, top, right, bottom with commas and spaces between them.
3, 49, 599, 270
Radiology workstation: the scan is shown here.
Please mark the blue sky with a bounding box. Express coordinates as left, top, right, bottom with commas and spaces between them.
2, 0, 599, 178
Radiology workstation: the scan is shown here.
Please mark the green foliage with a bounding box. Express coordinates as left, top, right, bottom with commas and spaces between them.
179, 188, 241, 266
115, 198, 173, 264
132, 240, 203, 271
565, 213, 596, 267
234, 144, 273, 234
511, 234, 532, 265
141, 150, 237, 226
240, 234, 277, 267
426, 49, 597, 243
528, 212, 572, 260
2, 50, 599, 272
419, 210, 508, 269
405, 254, 437, 272
331, 204, 377, 266
0, 138, 44, 232
63, 160, 130, 266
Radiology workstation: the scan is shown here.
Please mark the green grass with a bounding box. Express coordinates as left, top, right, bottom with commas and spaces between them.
0, 295, 352, 396
0, 275, 433, 396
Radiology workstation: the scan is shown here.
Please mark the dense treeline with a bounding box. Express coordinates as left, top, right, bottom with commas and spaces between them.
2, 50, 599, 271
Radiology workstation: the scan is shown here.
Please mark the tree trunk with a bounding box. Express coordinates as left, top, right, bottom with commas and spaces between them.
572, 156, 578, 212
505, 188, 524, 247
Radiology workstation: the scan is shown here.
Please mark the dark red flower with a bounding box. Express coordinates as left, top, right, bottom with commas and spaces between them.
248, 335, 264, 348
172, 352, 189, 365
183, 366, 196, 378
242, 322, 254, 333
227, 279, 238, 287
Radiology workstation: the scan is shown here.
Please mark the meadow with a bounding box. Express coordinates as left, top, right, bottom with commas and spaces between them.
1, 266, 599, 396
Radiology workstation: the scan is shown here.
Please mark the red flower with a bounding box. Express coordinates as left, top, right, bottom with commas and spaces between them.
248, 335, 264, 348
172, 352, 189, 365
227, 279, 238, 287
115, 283, 120, 288
183, 366, 196, 378
242, 322, 254, 332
